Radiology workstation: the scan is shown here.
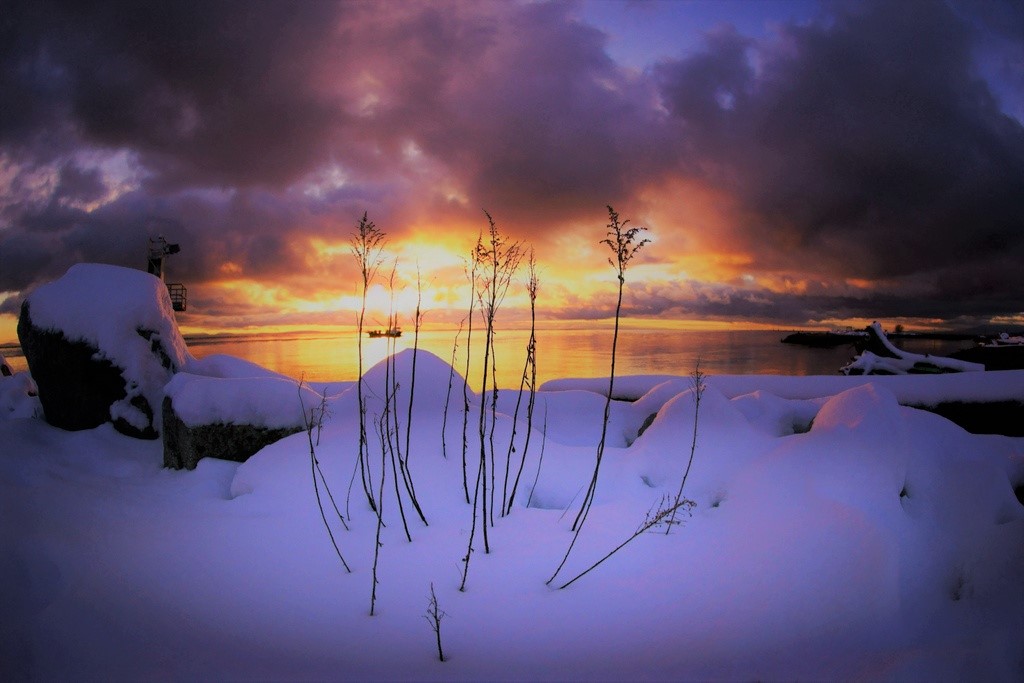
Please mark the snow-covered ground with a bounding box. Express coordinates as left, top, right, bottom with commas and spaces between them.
2, 348, 1023, 681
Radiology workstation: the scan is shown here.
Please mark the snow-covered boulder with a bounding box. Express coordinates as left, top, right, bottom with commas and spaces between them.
162, 372, 323, 470
17, 263, 191, 438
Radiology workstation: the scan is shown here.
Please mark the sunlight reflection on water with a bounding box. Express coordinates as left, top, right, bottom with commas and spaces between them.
185, 328, 873, 386
2, 328, 974, 387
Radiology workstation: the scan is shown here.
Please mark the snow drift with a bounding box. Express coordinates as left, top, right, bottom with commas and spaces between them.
2, 345, 1022, 681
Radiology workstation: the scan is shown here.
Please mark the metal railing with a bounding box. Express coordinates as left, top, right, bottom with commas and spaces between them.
167, 283, 187, 312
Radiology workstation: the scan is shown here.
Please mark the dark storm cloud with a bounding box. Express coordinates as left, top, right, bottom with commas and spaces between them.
617, 281, 1004, 328
5, 0, 347, 187
655, 0, 1024, 298
0, 183, 360, 295
389, 1, 672, 226
310, 1, 674, 233
1, 0, 664, 267
52, 163, 107, 205
2, 0, 1023, 329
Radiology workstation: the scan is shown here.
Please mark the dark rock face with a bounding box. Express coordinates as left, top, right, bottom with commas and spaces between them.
949, 345, 1024, 371
909, 400, 1024, 437
17, 302, 161, 439
162, 397, 302, 470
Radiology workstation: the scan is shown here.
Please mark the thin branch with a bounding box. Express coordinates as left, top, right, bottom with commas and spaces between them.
300, 380, 350, 573
525, 404, 549, 509
557, 495, 695, 590
666, 362, 705, 533
549, 205, 648, 585
351, 212, 386, 516
424, 582, 448, 662
441, 320, 465, 460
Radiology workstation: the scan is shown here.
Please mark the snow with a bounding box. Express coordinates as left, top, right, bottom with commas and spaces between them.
26, 263, 191, 372
24, 263, 194, 429
3, 342, 1023, 680
166, 353, 334, 429
0, 370, 41, 419
164, 373, 327, 429
839, 322, 985, 375
543, 368, 1024, 406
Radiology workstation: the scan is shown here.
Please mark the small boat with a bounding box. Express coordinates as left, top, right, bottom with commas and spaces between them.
367, 327, 402, 338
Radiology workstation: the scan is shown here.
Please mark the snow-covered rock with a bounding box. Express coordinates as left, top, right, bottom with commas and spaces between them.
17, 264, 192, 438
161, 372, 327, 469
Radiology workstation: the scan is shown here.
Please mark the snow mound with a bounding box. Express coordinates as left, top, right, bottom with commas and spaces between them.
625, 384, 771, 508
811, 381, 902, 432
511, 389, 631, 447
357, 347, 470, 418
635, 383, 761, 450
165, 373, 322, 429
731, 390, 822, 436
183, 353, 295, 380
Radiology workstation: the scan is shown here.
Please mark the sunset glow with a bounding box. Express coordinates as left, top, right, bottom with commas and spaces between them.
2, 0, 1022, 345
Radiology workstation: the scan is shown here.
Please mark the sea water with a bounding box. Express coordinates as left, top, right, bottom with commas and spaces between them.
1, 328, 973, 387
182, 328, 973, 386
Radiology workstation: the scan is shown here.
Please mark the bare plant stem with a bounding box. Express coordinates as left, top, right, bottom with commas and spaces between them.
558, 361, 702, 589
501, 350, 528, 516
459, 438, 485, 592
302, 382, 351, 572
548, 205, 648, 586
401, 265, 427, 526
387, 399, 412, 543
461, 213, 523, 588
488, 330, 499, 526
382, 279, 412, 544
424, 582, 447, 662
525, 404, 549, 509
460, 255, 478, 505
441, 320, 464, 460
349, 212, 385, 516
506, 251, 538, 514
370, 412, 388, 615
557, 496, 695, 590
474, 211, 523, 542
571, 279, 621, 530
666, 362, 705, 533
476, 294, 491, 553
315, 452, 350, 532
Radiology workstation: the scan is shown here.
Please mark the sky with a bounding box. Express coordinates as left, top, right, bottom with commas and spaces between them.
1, 0, 1023, 342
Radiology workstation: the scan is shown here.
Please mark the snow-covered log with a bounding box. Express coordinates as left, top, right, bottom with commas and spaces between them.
841, 322, 984, 375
